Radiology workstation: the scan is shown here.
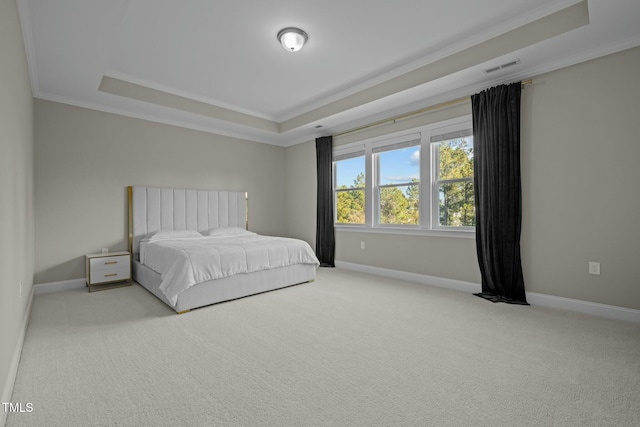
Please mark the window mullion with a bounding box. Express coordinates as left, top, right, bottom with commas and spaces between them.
365, 144, 373, 227
379, 183, 414, 189
335, 187, 365, 192
419, 133, 429, 229
332, 160, 337, 223
431, 139, 440, 230
438, 177, 472, 185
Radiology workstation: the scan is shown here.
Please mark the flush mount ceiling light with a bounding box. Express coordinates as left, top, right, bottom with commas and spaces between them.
277, 27, 308, 52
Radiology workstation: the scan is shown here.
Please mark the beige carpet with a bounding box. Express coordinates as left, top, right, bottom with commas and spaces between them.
7, 268, 640, 426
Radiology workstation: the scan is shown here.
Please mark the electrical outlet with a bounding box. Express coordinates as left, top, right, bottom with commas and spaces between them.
101, 248, 109, 254
589, 262, 600, 275
360, 241, 365, 249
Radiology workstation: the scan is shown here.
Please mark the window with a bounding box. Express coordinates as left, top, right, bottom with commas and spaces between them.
432, 130, 475, 229
374, 138, 420, 225
334, 153, 365, 224
333, 116, 474, 236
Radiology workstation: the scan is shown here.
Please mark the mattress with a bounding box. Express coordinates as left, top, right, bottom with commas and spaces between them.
133, 261, 316, 313
141, 233, 319, 306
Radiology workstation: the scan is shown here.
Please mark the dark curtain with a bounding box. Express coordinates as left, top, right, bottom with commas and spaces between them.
315, 136, 335, 267
471, 82, 528, 305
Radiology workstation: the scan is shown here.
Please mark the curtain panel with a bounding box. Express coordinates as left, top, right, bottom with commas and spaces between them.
315, 136, 335, 267
471, 82, 527, 304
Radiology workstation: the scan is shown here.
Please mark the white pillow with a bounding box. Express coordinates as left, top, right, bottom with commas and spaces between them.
206, 227, 255, 237
143, 230, 202, 241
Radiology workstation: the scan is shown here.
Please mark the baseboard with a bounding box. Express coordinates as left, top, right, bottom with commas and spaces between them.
335, 261, 482, 294
1, 287, 35, 427
30, 269, 640, 323
33, 278, 86, 295
524, 292, 640, 324
335, 261, 640, 324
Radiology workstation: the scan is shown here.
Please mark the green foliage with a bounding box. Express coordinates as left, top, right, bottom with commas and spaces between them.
380, 187, 408, 224
439, 139, 473, 179
406, 180, 419, 219
438, 139, 475, 227
336, 172, 365, 224
336, 172, 421, 226
379, 180, 419, 225
334, 138, 476, 227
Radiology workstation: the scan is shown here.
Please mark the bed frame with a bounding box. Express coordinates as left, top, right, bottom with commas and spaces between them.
128, 186, 316, 313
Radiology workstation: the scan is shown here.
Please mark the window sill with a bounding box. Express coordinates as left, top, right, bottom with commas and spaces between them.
334, 225, 475, 239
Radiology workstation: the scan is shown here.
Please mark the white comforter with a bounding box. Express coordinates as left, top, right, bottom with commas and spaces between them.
142, 235, 319, 305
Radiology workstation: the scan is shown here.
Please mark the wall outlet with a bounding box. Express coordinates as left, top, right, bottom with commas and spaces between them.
589, 262, 601, 275
360, 241, 365, 249
101, 248, 109, 254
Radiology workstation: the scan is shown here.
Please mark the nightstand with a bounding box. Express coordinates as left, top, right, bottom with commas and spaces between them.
85, 251, 132, 292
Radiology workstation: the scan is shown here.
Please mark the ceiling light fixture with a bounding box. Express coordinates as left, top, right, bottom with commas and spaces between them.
277, 27, 308, 52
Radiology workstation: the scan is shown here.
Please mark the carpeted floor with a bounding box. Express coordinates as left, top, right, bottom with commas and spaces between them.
7, 268, 640, 426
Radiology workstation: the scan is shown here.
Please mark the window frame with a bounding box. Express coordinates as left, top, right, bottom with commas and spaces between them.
430, 128, 475, 232
373, 136, 421, 228
333, 147, 367, 227
333, 115, 475, 238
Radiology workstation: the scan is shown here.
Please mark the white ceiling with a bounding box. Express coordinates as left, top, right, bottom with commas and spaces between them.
17, 0, 640, 146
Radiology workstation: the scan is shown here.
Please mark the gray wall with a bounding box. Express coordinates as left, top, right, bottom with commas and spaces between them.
34, 100, 287, 284
284, 47, 640, 310
520, 47, 640, 309
29, 45, 640, 311
0, 0, 35, 413
284, 140, 317, 246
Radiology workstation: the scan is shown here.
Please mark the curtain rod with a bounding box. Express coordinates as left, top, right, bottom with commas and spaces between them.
335, 79, 533, 138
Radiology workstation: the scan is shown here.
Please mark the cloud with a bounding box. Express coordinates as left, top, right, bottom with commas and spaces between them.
409, 150, 420, 165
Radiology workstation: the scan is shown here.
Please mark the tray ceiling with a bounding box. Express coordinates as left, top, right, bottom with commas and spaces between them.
17, 0, 640, 146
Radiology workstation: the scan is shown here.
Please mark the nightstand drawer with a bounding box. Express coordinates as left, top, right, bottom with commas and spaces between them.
86, 252, 132, 291
89, 267, 130, 285
90, 255, 130, 272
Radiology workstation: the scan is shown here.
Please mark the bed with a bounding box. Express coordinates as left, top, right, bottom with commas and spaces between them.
128, 186, 319, 313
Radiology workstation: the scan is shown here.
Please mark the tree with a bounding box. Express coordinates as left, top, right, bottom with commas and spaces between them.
405, 179, 420, 224
336, 172, 365, 224
380, 187, 408, 224
438, 139, 475, 227
379, 179, 419, 225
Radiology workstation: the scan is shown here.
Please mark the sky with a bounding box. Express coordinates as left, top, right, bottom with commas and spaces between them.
335, 147, 420, 188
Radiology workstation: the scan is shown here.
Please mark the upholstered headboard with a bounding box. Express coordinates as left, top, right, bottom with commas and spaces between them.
128, 186, 247, 259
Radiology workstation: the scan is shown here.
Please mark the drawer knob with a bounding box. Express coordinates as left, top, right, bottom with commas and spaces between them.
105, 273, 118, 277
104, 261, 118, 265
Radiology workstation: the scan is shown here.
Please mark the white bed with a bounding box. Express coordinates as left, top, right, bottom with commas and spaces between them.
128, 186, 319, 313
